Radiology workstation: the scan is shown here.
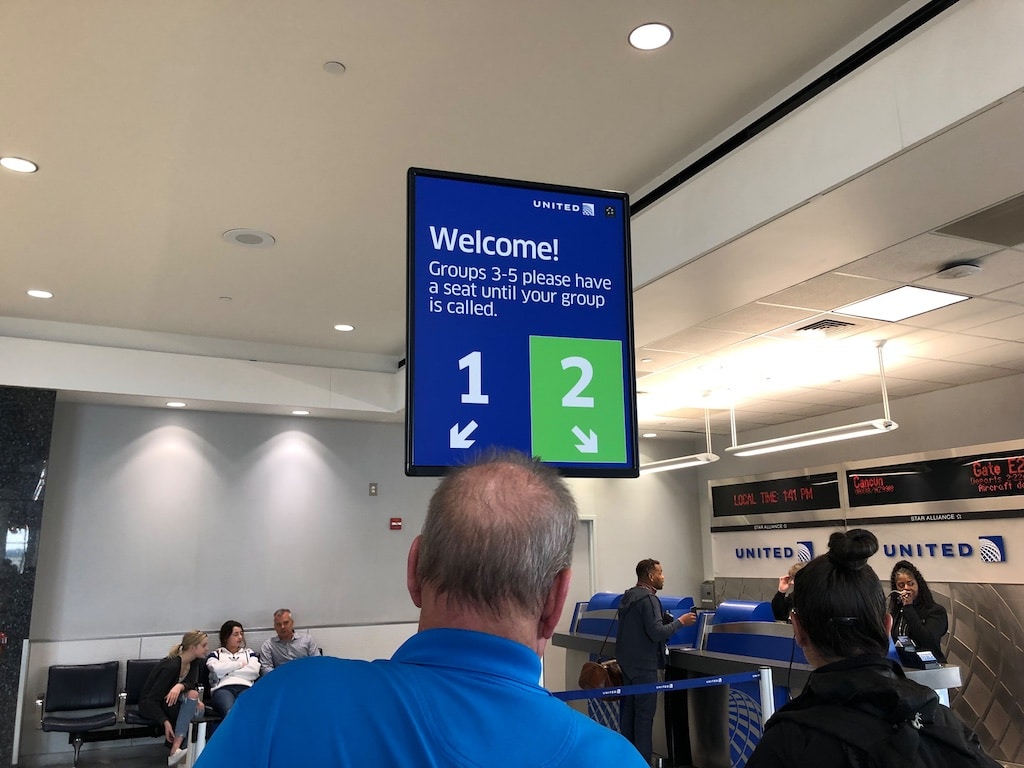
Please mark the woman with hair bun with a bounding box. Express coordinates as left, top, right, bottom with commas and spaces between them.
139, 630, 209, 766
890, 560, 948, 662
747, 529, 997, 768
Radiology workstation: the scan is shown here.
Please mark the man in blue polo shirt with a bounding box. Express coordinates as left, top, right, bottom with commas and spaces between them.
196, 450, 645, 768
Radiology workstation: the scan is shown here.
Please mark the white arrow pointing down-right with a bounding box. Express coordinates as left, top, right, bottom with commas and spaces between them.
571, 426, 599, 453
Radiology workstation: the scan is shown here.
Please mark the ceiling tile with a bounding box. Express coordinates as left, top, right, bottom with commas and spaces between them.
890, 358, 1008, 385
836, 233, 997, 282
935, 192, 1024, 246
984, 281, 1024, 303
947, 340, 1024, 370
962, 312, 1024, 342
914, 248, 1024, 295
645, 327, 749, 355
761, 273, 896, 312
699, 302, 818, 335
900, 297, 1022, 332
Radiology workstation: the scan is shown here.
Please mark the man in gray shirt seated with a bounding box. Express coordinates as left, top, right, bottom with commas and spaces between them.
260, 609, 320, 674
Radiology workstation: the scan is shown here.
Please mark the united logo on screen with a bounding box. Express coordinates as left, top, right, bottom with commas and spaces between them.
581, 202, 595, 216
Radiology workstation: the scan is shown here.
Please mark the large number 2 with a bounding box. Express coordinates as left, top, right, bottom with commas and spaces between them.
561, 356, 594, 408
459, 351, 489, 404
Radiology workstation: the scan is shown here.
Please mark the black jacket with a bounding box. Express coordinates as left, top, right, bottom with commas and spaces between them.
138, 655, 201, 726
770, 591, 792, 622
614, 586, 682, 673
747, 655, 993, 768
891, 600, 948, 661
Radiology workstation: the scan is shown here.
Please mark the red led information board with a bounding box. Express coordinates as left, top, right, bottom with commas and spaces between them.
847, 449, 1024, 507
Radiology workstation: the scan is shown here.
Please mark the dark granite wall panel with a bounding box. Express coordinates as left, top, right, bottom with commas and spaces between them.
0, 386, 56, 767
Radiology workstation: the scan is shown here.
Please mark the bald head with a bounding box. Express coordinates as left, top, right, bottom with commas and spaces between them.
415, 451, 578, 618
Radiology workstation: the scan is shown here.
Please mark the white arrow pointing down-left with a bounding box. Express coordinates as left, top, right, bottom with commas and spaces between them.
572, 426, 599, 453
450, 420, 478, 449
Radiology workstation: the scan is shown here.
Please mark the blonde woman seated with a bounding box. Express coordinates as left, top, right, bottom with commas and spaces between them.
207, 620, 261, 714
139, 630, 209, 766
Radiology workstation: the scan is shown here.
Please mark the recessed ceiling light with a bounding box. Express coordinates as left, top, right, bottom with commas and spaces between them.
166, 401, 187, 408
642, 432, 658, 438
323, 61, 346, 75
27, 289, 53, 299
222, 229, 276, 248
640, 357, 653, 363
1, 156, 38, 173
292, 409, 310, 416
834, 286, 969, 322
629, 23, 672, 51
333, 324, 354, 332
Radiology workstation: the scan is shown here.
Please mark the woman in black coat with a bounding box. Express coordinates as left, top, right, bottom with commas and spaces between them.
139, 630, 209, 766
890, 559, 948, 662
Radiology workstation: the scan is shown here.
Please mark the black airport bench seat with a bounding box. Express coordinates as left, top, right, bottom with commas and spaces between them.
36, 658, 223, 767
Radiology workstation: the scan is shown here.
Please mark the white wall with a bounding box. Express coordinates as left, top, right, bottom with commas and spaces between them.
21, 402, 701, 762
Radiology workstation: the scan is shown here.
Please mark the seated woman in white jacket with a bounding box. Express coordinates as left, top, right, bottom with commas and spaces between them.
207, 620, 261, 715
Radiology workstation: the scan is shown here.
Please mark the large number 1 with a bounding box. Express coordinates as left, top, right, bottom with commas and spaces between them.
459, 351, 489, 404
561, 356, 594, 408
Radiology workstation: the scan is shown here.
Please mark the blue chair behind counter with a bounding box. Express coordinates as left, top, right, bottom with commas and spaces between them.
575, 592, 698, 646
706, 599, 806, 664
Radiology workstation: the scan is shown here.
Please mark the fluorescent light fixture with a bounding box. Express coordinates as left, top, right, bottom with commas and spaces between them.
834, 286, 968, 322
726, 419, 898, 457
639, 404, 719, 473
1, 156, 38, 173
640, 452, 719, 474
629, 23, 672, 50
727, 341, 898, 457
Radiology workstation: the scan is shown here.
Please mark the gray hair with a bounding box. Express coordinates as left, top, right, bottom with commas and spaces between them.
416, 450, 578, 616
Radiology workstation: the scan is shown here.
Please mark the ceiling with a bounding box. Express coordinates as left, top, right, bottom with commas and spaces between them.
3, 1, 1023, 441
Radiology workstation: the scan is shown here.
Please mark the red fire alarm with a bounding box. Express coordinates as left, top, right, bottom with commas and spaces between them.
389, 518, 403, 531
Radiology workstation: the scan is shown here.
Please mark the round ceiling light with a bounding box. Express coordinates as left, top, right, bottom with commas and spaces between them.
27, 289, 54, 299
1, 156, 38, 173
323, 61, 347, 75
166, 401, 187, 408
292, 409, 311, 416
333, 324, 354, 332
222, 228, 276, 248
629, 23, 673, 51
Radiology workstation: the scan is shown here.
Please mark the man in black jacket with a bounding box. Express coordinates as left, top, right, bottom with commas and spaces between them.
615, 558, 696, 765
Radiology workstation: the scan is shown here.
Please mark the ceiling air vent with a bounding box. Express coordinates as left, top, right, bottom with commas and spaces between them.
795, 318, 856, 333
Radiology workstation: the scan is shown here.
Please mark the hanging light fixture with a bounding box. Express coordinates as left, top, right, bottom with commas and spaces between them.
726, 341, 898, 457
640, 403, 719, 474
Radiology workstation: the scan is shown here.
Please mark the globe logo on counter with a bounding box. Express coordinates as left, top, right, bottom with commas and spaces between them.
727, 688, 763, 766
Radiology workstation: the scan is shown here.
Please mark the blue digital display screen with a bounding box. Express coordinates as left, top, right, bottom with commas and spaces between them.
406, 168, 637, 477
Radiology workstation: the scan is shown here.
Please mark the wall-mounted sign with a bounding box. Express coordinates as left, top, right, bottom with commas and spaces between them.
406, 168, 636, 477
847, 448, 1024, 507
711, 473, 840, 517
